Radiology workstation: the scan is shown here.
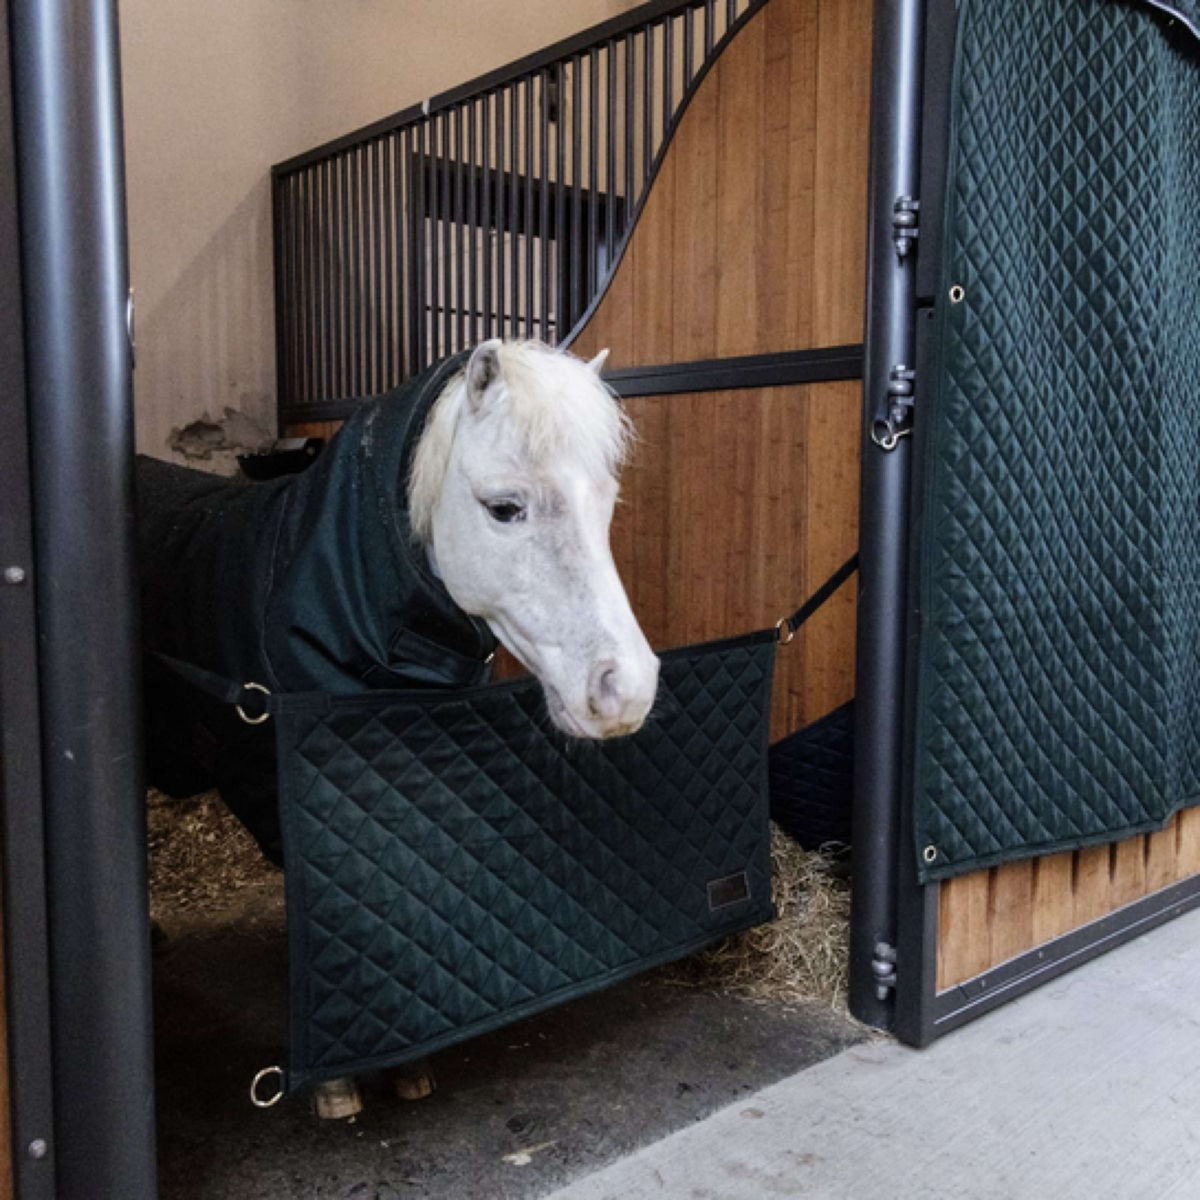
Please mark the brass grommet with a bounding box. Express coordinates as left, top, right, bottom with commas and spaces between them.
948, 284, 966, 304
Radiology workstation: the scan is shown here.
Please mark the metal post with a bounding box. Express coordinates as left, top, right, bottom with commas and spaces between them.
9, 0, 157, 1195
849, 0, 925, 1029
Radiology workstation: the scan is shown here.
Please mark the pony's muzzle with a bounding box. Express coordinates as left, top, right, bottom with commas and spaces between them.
584, 652, 659, 737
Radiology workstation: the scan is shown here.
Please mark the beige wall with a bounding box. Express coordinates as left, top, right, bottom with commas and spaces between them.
121, 0, 642, 458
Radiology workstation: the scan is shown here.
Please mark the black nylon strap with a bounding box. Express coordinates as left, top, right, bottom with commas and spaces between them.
153, 653, 275, 719
781, 553, 860, 638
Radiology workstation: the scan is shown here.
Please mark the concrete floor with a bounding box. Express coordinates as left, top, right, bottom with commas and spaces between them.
153, 883, 862, 1200
545, 905, 1200, 1200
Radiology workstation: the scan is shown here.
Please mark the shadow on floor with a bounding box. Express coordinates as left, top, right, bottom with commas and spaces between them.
153, 881, 862, 1200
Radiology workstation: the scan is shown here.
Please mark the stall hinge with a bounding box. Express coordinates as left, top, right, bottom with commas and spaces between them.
872, 942, 898, 1000
871, 365, 915, 451
892, 195, 920, 259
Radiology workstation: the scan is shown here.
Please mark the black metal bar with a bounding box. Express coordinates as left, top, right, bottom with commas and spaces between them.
509, 82, 520, 338
467, 102, 479, 347
495, 92, 506, 338
683, 6, 695, 88
271, 176, 287, 423
384, 135, 397, 387
571, 57, 583, 327
441, 118, 453, 359
282, 345, 866, 423
10, 0, 156, 1194
539, 71, 551, 341
428, 116, 441, 363
367, 139, 381, 393
455, 106, 465, 352
481, 92, 493, 339
299, 169, 311, 404
407, 124, 424, 373
555, 62, 566, 340
336, 155, 348, 394
624, 32, 635, 227
663, 16, 674, 141
704, 0, 715, 55
605, 44, 617, 270
320, 161, 333, 399
0, 6, 58, 1189
351, 147, 364, 396
524, 77, 535, 338
849, 0, 925, 1032
604, 344, 865, 396
588, 48, 599, 306
643, 24, 655, 183
726, 0, 737, 33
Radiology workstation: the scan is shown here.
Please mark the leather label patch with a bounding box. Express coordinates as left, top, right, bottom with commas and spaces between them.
707, 870, 750, 911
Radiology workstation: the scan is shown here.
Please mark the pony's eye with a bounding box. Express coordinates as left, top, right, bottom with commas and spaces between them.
484, 499, 526, 524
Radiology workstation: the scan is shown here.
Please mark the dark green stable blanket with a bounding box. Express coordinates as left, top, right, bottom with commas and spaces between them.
914, 0, 1200, 880
277, 633, 775, 1091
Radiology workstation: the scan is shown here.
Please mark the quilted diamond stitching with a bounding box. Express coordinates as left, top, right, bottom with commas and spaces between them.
278, 637, 775, 1079
914, 0, 1200, 879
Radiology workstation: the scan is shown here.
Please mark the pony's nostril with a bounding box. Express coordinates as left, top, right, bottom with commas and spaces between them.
587, 660, 622, 719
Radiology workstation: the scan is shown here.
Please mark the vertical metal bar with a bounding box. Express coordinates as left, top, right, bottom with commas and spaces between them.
726, 0, 737, 34
321, 159, 334, 398
495, 91, 506, 341
429, 115, 442, 363
704, 0, 715, 55
372, 140, 384, 394
466, 101, 478, 347
683, 5, 695, 89
271, 174, 287, 419
555, 61, 566, 338
351, 147, 364, 395
408, 124, 425, 373
455, 105, 466, 352
624, 32, 635, 228
571, 56, 582, 328
338, 153, 350, 395
10, 0, 156, 1193
663, 16, 674, 140
384, 136, 396, 387
643, 25, 655, 183
481, 92, 493, 339
850, 0, 925, 1033
302, 168, 314, 404
509, 81, 520, 338
539, 69, 551, 342
605, 45, 616, 269
524, 76, 535, 338
587, 48, 599, 309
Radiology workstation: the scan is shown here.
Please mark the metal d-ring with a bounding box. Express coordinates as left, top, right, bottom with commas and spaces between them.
250, 1065, 285, 1108
235, 681, 272, 726
775, 617, 796, 646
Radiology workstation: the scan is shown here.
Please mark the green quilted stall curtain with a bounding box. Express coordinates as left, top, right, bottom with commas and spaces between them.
913, 0, 1200, 880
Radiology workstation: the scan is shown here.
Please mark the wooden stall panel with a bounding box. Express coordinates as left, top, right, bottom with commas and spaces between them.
614, 382, 859, 742
572, 0, 873, 366
938, 813, 1200, 991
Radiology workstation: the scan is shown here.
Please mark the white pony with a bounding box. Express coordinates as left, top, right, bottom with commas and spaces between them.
410, 338, 660, 738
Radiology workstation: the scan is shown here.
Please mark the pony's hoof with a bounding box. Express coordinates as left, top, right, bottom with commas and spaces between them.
312, 1076, 363, 1120
393, 1061, 436, 1102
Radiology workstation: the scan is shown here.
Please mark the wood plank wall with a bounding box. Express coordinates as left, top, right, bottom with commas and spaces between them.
937, 809, 1200, 991
569, 0, 873, 366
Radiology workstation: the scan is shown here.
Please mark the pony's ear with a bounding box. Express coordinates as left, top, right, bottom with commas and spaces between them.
586, 348, 610, 376
466, 339, 503, 408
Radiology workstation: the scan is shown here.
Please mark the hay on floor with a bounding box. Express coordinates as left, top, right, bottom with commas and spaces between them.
663, 827, 851, 1009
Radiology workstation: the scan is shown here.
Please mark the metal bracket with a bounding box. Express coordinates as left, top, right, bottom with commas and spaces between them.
871, 364, 916, 451
892, 195, 920, 259
872, 942, 898, 1000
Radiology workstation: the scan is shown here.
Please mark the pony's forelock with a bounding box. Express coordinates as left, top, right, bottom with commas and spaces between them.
408, 341, 632, 543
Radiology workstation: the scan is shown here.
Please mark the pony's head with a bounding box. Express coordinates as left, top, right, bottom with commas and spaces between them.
409, 339, 660, 738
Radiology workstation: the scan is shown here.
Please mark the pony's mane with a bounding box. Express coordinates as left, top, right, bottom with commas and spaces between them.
408, 341, 632, 543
